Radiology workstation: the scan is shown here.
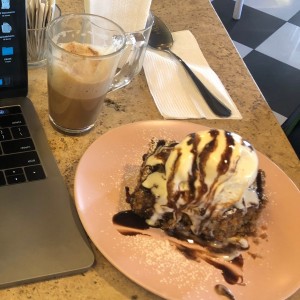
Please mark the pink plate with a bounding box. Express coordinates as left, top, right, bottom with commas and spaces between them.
74, 120, 300, 300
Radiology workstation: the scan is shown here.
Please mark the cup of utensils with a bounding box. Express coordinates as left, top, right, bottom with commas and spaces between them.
26, 0, 60, 67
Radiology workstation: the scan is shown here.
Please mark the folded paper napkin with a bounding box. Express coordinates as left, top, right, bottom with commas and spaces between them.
143, 30, 242, 119
84, 0, 152, 32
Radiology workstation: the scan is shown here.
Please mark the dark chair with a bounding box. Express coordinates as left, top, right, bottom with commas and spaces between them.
281, 104, 300, 159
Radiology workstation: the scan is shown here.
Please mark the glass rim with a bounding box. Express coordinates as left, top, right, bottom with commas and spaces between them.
46, 13, 127, 60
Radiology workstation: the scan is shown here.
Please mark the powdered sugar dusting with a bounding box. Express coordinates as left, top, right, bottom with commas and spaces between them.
116, 233, 218, 297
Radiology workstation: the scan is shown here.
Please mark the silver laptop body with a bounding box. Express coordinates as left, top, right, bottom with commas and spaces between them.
0, 0, 94, 288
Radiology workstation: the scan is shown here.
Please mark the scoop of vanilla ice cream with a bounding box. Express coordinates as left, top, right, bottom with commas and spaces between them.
144, 129, 259, 234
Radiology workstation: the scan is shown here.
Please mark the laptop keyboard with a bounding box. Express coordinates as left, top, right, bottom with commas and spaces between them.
0, 105, 46, 186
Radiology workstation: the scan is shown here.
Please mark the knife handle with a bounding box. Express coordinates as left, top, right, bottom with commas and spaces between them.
168, 50, 232, 117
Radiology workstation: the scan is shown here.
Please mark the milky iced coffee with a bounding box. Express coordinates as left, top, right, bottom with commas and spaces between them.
46, 14, 126, 134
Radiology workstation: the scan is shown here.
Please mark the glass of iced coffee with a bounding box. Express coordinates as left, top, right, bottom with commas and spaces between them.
46, 14, 126, 134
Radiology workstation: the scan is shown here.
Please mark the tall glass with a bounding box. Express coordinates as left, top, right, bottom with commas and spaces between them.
46, 14, 126, 134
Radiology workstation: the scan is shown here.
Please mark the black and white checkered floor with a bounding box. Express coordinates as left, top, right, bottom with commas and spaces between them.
212, 0, 300, 125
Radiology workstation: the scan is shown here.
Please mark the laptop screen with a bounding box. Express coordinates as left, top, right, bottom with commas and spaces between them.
0, 0, 28, 99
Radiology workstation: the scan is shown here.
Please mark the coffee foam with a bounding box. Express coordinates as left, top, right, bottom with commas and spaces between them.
49, 42, 117, 99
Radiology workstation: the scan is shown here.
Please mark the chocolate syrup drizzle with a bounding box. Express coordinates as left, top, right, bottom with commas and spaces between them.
113, 210, 244, 286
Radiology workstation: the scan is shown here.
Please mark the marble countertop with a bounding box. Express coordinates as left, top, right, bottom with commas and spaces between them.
1, 0, 299, 299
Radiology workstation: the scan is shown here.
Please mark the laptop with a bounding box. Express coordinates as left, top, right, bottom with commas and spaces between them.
0, 0, 94, 288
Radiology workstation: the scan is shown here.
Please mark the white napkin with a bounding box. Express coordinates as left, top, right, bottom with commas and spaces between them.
84, 0, 152, 32
143, 30, 242, 119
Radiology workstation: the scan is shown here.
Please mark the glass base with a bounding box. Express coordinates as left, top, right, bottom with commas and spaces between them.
49, 115, 94, 135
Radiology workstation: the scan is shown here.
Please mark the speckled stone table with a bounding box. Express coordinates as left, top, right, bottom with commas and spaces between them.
1, 0, 299, 299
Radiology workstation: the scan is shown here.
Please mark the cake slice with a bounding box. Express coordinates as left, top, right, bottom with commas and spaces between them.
126, 129, 267, 244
